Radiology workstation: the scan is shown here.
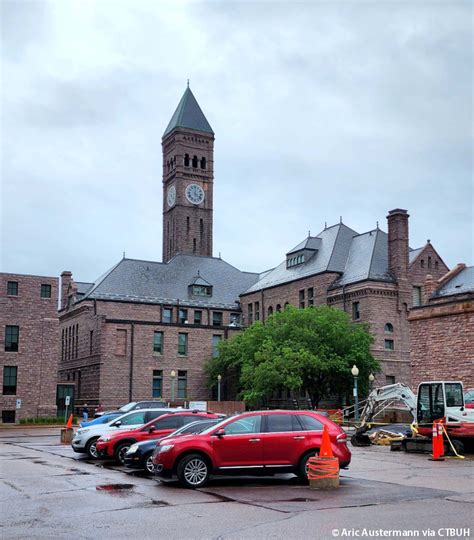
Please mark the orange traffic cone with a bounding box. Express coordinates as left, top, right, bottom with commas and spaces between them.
320, 425, 334, 458
437, 422, 445, 458
429, 421, 444, 461
66, 414, 73, 429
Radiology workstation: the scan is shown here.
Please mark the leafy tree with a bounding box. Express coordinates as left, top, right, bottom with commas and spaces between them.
206, 305, 379, 407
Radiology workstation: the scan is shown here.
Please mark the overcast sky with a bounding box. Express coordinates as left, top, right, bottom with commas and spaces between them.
1, 0, 472, 282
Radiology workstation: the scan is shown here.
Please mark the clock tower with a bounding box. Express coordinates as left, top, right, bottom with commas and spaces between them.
162, 85, 215, 263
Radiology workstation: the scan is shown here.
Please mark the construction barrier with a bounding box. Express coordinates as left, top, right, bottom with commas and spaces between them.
308, 425, 340, 489
429, 421, 444, 461
60, 428, 74, 444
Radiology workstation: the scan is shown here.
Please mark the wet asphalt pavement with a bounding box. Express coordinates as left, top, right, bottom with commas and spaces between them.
0, 427, 472, 539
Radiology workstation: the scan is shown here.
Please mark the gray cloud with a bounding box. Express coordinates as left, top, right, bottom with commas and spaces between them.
1, 0, 472, 282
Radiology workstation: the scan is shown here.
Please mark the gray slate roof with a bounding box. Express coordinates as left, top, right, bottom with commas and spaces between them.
409, 247, 423, 264
243, 223, 400, 295
434, 266, 474, 298
163, 87, 214, 137
75, 282, 94, 297
79, 255, 259, 309
287, 236, 322, 255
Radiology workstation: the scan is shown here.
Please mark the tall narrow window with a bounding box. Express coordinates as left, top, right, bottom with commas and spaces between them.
193, 238, 196, 252
384, 323, 394, 333
89, 330, 93, 356
178, 333, 188, 355
276, 304, 281, 312
428, 256, 432, 268
254, 302, 260, 321
268, 306, 273, 316
212, 335, 222, 358
200, 157, 206, 169
192, 155, 198, 168
299, 290, 305, 309
7, 281, 18, 296
385, 339, 394, 351
41, 284, 52, 298
200, 219, 204, 239
308, 287, 314, 306
3, 366, 18, 395
152, 370, 163, 398
352, 302, 360, 320
179, 309, 188, 324
184, 154, 190, 166
212, 312, 223, 326
177, 370, 187, 398
186, 216, 190, 234
412, 286, 422, 307
75, 324, 79, 358
163, 308, 172, 323
421, 259, 425, 268
194, 310, 202, 324
5, 326, 19, 352
248, 304, 253, 325
62, 329, 65, 360
153, 332, 164, 354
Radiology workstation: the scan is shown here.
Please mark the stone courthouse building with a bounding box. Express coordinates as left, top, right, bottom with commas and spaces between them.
57, 86, 457, 411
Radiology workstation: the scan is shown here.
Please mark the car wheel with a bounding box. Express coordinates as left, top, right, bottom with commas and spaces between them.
177, 454, 209, 489
115, 443, 132, 464
86, 437, 100, 459
144, 453, 155, 474
297, 450, 318, 481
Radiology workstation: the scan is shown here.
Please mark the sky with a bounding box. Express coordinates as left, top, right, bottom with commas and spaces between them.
1, 0, 472, 282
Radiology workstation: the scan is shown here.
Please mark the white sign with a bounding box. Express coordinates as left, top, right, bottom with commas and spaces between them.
65, 396, 71, 406
16, 399, 22, 409
189, 401, 207, 411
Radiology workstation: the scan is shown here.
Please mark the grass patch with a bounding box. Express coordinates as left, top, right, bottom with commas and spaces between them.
19, 416, 78, 425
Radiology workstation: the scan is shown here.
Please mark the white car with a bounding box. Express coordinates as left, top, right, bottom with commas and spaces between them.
71, 408, 175, 458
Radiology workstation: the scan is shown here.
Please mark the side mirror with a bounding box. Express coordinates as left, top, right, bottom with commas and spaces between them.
149, 426, 156, 433
113, 421, 122, 427
213, 428, 225, 437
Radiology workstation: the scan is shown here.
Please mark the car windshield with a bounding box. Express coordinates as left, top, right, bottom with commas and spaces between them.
198, 415, 238, 435
119, 402, 137, 413
171, 420, 219, 437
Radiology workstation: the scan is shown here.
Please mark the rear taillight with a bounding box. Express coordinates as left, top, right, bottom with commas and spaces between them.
336, 433, 347, 443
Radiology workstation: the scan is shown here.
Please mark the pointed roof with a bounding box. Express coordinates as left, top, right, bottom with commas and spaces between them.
163, 86, 214, 137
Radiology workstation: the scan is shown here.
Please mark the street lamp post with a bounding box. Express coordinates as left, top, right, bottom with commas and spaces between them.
217, 374, 222, 402
170, 370, 176, 403
351, 364, 359, 421
369, 372, 375, 392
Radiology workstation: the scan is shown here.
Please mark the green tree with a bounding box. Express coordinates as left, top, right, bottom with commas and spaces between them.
206, 305, 379, 407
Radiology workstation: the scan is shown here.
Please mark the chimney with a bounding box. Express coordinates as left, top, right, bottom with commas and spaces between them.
424, 274, 436, 303
60, 271, 72, 310
387, 209, 409, 281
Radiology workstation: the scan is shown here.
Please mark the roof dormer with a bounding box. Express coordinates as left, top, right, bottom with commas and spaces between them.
286, 236, 321, 268
188, 272, 213, 298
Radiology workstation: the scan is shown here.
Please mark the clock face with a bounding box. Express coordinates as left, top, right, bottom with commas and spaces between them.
185, 183, 205, 205
167, 185, 176, 208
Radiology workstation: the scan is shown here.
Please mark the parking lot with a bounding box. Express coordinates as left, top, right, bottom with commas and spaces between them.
0, 426, 472, 539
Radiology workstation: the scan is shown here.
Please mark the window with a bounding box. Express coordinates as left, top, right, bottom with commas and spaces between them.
386, 375, 396, 385
352, 302, 360, 320
384, 323, 394, 333
412, 286, 422, 307
224, 415, 262, 435
200, 157, 206, 169
192, 155, 198, 168
62, 329, 65, 360
194, 310, 202, 324
308, 288, 314, 306
115, 329, 127, 355
266, 414, 304, 432
435, 261, 439, 270
40, 284, 52, 298
178, 309, 188, 324
445, 383, 463, 407
268, 306, 273, 316
212, 335, 222, 358
153, 332, 163, 354
421, 259, 425, 268
192, 285, 211, 296
119, 412, 146, 426
154, 415, 180, 429
177, 370, 187, 398
254, 302, 260, 321
163, 308, 172, 323
152, 370, 163, 398
7, 281, 18, 296
2, 410, 15, 423
184, 153, 190, 167
230, 313, 240, 326
200, 219, 204, 238
276, 304, 281, 312
299, 414, 324, 431
193, 238, 196, 252
299, 290, 305, 308
186, 216, 190, 234
428, 256, 432, 268
384, 339, 394, 350
178, 333, 188, 355
3, 366, 17, 395
212, 312, 223, 326
247, 304, 253, 324
89, 330, 93, 356
5, 326, 19, 352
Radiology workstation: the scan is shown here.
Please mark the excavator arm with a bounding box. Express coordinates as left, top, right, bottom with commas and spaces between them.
351, 383, 417, 446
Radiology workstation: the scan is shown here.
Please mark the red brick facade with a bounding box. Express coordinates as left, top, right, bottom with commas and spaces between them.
0, 273, 59, 422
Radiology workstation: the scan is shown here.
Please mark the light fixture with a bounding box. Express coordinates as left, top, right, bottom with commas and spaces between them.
351, 365, 359, 377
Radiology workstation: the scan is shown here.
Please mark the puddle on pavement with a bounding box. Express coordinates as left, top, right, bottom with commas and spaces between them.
281, 497, 320, 502
96, 483, 135, 495
150, 500, 170, 507
66, 468, 90, 475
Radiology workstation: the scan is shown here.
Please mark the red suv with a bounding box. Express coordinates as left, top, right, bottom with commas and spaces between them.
95, 411, 222, 463
153, 410, 351, 488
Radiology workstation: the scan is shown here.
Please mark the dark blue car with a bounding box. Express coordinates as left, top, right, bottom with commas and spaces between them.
80, 412, 122, 428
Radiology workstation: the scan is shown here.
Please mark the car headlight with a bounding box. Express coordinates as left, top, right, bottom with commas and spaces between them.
99, 436, 111, 442
158, 444, 174, 453
128, 444, 139, 453
76, 428, 89, 435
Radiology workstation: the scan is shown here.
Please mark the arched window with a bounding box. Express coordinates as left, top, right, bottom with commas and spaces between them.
200, 157, 206, 169
184, 154, 190, 167
384, 323, 394, 333
186, 216, 190, 234
200, 219, 204, 236
435, 261, 438, 270
428, 256, 432, 268
193, 238, 196, 252
420, 259, 425, 268
192, 155, 198, 168
284, 302, 289, 309
276, 304, 281, 312
268, 306, 273, 316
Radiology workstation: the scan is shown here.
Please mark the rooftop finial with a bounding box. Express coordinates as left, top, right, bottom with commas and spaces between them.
427, 239, 431, 244
197, 269, 200, 276
376, 221, 379, 229
340, 216, 342, 224
123, 251, 126, 259
219, 251, 222, 259
324, 221, 327, 229
308, 229, 311, 237
187, 79, 190, 88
